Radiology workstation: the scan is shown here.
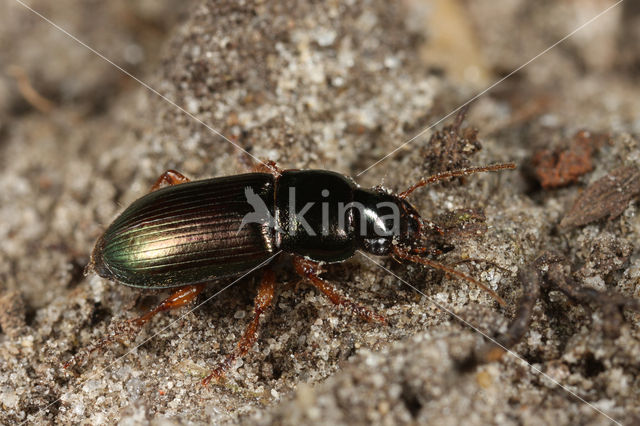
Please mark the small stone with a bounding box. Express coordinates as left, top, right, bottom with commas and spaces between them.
1, 390, 18, 409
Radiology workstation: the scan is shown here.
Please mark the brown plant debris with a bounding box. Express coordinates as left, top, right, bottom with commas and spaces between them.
476, 263, 541, 363
477, 251, 640, 362
560, 165, 640, 228
532, 130, 609, 189
421, 106, 482, 175
545, 260, 639, 338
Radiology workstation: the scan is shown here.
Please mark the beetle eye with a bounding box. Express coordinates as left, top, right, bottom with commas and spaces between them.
363, 237, 391, 256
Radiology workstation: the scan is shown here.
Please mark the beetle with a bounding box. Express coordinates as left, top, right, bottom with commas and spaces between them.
76, 161, 515, 384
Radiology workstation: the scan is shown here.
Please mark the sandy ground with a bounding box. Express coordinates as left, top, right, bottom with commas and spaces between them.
1, 0, 639, 424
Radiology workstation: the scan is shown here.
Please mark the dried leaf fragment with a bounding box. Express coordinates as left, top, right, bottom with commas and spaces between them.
532, 130, 609, 189
420, 106, 482, 176
560, 166, 640, 228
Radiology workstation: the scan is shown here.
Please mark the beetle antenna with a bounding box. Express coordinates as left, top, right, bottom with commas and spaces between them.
393, 245, 506, 306
398, 163, 516, 199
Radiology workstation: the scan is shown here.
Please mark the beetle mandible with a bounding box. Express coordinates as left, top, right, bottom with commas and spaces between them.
75, 160, 515, 384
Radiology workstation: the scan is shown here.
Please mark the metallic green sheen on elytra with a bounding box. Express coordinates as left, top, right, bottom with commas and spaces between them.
90, 173, 276, 289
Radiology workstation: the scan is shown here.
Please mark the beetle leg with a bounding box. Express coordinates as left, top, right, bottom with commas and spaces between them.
293, 256, 387, 324
63, 284, 204, 371
202, 269, 276, 385
150, 169, 191, 191
252, 160, 283, 176
130, 283, 206, 327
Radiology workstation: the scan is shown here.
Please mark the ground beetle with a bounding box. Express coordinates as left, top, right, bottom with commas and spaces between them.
76, 161, 515, 384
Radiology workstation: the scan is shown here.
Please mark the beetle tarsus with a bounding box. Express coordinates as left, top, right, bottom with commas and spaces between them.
203, 270, 277, 386
63, 284, 205, 372
62, 318, 141, 371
